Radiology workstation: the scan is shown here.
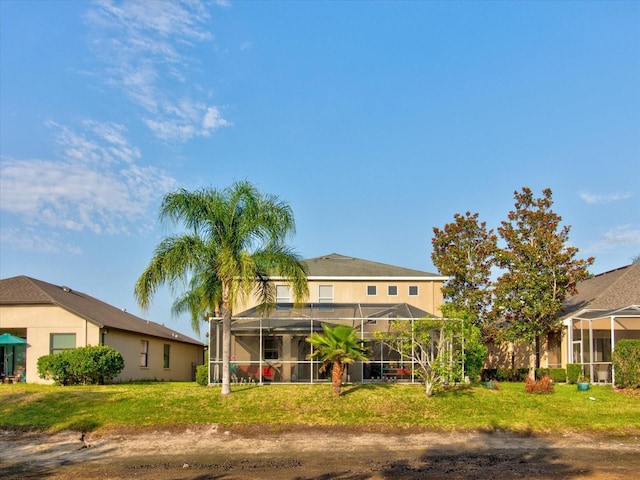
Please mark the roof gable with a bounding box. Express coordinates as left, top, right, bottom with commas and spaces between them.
0, 276, 202, 346
562, 263, 640, 317
303, 253, 444, 278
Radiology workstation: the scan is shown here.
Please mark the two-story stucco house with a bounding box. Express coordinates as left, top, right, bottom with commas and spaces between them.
0, 276, 204, 384
208, 253, 447, 384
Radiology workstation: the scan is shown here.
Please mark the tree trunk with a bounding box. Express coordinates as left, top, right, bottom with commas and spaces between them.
221, 283, 232, 396
528, 339, 536, 381
332, 360, 344, 397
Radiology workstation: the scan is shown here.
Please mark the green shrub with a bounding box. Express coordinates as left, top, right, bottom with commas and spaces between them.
482, 368, 530, 382
535, 368, 550, 380
37, 345, 124, 385
195, 365, 208, 386
512, 368, 530, 381
37, 352, 75, 386
613, 339, 640, 389
549, 368, 567, 383
566, 363, 582, 384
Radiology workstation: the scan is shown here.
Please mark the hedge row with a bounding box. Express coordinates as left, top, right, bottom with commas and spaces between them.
37, 345, 125, 385
482, 367, 568, 383
613, 339, 640, 388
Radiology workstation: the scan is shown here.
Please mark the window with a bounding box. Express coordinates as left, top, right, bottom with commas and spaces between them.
140, 340, 149, 367
276, 285, 291, 303
367, 285, 377, 296
163, 344, 170, 369
263, 337, 279, 360
50, 333, 76, 354
409, 285, 419, 296
318, 285, 333, 303
388, 285, 398, 296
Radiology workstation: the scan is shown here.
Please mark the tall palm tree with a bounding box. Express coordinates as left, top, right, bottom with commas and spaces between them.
134, 181, 308, 395
307, 324, 369, 397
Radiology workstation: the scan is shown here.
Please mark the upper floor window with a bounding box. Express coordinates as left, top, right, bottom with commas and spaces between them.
276, 285, 291, 303
318, 285, 334, 303
388, 285, 398, 296
409, 285, 419, 296
367, 285, 377, 296
140, 340, 149, 367
50, 333, 76, 354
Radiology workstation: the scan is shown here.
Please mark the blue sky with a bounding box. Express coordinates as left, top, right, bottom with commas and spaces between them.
1, 1, 639, 339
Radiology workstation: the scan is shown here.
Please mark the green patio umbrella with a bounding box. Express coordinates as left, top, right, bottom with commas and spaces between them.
0, 333, 26, 346
0, 333, 26, 378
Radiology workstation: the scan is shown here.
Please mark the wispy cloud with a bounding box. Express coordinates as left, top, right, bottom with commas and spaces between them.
0, 227, 83, 255
85, 0, 231, 141
579, 191, 633, 204
0, 121, 176, 242
585, 225, 640, 253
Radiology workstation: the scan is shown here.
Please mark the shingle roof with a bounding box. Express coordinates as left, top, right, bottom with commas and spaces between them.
231, 302, 432, 333
303, 253, 444, 278
0, 276, 203, 345
235, 302, 430, 320
562, 263, 640, 318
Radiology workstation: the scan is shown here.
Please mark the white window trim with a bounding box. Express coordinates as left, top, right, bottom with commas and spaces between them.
318, 284, 334, 303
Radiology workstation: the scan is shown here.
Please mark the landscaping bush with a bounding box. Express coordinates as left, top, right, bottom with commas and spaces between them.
481, 368, 497, 382
535, 368, 550, 380
566, 363, 582, 384
524, 376, 554, 394
37, 345, 124, 385
482, 368, 530, 382
549, 368, 567, 383
612, 339, 640, 389
196, 365, 208, 386
511, 368, 529, 381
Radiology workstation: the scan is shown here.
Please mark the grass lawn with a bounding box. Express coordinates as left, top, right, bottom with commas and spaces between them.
1, 381, 638, 434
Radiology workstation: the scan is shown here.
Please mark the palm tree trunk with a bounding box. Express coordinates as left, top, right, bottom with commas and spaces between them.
332, 360, 344, 397
221, 282, 232, 395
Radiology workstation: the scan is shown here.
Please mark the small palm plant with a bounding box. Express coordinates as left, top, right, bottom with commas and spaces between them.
307, 324, 369, 397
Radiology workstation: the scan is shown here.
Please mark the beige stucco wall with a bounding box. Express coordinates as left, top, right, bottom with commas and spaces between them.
485, 338, 551, 370
0, 305, 203, 384
236, 278, 444, 316
104, 330, 202, 382
1, 305, 100, 384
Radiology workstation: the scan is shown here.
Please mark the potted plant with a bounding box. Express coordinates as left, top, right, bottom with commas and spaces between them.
577, 375, 590, 391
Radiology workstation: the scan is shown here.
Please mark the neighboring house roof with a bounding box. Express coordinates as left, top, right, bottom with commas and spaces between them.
0, 276, 203, 346
562, 263, 640, 318
300, 253, 445, 279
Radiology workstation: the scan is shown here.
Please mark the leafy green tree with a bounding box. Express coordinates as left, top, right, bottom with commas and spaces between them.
135, 181, 308, 395
307, 324, 369, 397
492, 187, 594, 376
375, 318, 464, 396
431, 212, 497, 332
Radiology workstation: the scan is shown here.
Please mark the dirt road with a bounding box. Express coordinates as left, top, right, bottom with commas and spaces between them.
1, 426, 639, 479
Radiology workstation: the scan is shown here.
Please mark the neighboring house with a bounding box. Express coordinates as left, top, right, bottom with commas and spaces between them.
560, 263, 640, 384
486, 263, 640, 382
208, 253, 447, 384
0, 276, 204, 384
